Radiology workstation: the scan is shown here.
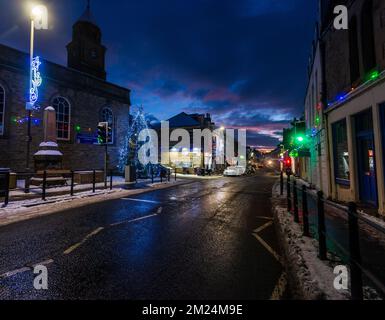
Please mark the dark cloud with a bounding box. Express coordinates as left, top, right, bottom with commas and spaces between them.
0, 0, 317, 147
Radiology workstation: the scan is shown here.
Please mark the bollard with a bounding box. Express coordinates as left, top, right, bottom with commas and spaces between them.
302, 185, 310, 237
348, 202, 363, 300
151, 168, 154, 184
287, 175, 292, 213
24, 173, 31, 194
293, 179, 299, 223
1, 170, 10, 207
175, 169, 177, 181
4, 170, 10, 206
168, 170, 171, 182
317, 191, 327, 260
42, 170, 47, 201
110, 170, 113, 190
92, 170, 96, 193
280, 171, 284, 196
160, 173, 163, 183
70, 170, 75, 196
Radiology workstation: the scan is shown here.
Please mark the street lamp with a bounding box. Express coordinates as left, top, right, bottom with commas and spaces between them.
25, 4, 48, 190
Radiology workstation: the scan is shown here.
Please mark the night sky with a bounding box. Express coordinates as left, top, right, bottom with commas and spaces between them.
0, 0, 318, 149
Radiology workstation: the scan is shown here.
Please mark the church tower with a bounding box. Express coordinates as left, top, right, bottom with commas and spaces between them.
66, 0, 107, 80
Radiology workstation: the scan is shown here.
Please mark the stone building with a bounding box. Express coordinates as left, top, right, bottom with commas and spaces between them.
319, 0, 385, 215
303, 23, 331, 197
0, 4, 131, 172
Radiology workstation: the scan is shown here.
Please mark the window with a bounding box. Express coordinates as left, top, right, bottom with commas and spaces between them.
100, 107, 114, 144
355, 108, 373, 133
332, 119, 350, 183
349, 16, 360, 84
0, 85, 4, 136
361, 0, 376, 73
52, 97, 71, 140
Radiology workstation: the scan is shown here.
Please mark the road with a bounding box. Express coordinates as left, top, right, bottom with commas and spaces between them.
0, 170, 288, 300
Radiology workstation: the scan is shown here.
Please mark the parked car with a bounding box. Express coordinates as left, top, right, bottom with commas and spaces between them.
223, 166, 246, 176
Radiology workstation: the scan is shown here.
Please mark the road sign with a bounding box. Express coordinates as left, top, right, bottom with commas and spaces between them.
76, 133, 98, 145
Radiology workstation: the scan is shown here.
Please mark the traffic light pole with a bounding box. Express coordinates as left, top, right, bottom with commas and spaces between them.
104, 143, 108, 189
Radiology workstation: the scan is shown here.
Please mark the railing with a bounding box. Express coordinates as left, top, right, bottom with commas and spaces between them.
0, 168, 174, 206
280, 171, 385, 300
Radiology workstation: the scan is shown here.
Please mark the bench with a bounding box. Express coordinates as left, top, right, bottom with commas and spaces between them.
31, 170, 71, 187
73, 171, 104, 184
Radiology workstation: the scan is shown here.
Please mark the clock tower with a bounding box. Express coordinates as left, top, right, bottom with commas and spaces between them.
66, 1, 107, 80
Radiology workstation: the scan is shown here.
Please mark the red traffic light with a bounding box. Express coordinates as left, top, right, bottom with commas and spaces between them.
284, 157, 291, 167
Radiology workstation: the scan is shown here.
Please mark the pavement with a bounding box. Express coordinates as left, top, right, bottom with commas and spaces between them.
289, 179, 385, 298
0, 170, 288, 300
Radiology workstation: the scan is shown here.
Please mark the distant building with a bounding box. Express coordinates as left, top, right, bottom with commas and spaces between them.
303, 23, 330, 196
282, 118, 307, 177
153, 112, 217, 173
0, 4, 131, 172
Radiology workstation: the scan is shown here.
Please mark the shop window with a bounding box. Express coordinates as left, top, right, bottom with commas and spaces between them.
332, 119, 350, 183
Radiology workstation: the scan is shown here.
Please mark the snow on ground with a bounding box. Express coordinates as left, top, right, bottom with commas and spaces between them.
272, 182, 350, 300
0, 178, 190, 227
272, 181, 384, 300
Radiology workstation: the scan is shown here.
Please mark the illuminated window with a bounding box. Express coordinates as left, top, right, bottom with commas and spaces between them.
52, 97, 71, 140
0, 85, 5, 136
100, 107, 114, 144
332, 119, 350, 183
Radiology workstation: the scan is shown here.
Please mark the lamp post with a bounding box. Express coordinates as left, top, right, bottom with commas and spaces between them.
25, 5, 48, 191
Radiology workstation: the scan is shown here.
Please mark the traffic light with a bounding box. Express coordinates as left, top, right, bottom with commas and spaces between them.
106, 124, 113, 144
97, 122, 108, 144
284, 157, 291, 167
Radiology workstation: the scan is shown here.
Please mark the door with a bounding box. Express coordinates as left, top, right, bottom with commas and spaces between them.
357, 134, 378, 206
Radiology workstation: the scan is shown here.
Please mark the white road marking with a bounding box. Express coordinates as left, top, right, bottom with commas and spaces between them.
109, 213, 158, 227
253, 221, 273, 234
30, 259, 54, 268
255, 216, 274, 221
0, 267, 30, 279
0, 259, 55, 280
252, 220, 282, 265
270, 272, 287, 300
157, 207, 163, 214
121, 198, 160, 204
63, 227, 104, 255
252, 233, 282, 265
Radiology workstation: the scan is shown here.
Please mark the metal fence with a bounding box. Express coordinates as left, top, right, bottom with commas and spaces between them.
0, 168, 174, 207
280, 172, 385, 300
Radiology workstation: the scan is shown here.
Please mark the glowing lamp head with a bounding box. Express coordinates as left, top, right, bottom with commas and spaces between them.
296, 136, 304, 143
31, 5, 44, 19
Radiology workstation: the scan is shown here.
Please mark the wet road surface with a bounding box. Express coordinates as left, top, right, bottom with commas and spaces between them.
0, 171, 287, 300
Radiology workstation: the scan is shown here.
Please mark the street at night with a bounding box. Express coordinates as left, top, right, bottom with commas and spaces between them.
0, 171, 286, 300
2, 0, 385, 314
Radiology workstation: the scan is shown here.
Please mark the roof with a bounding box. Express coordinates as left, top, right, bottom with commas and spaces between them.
77, 2, 98, 26
167, 112, 201, 128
